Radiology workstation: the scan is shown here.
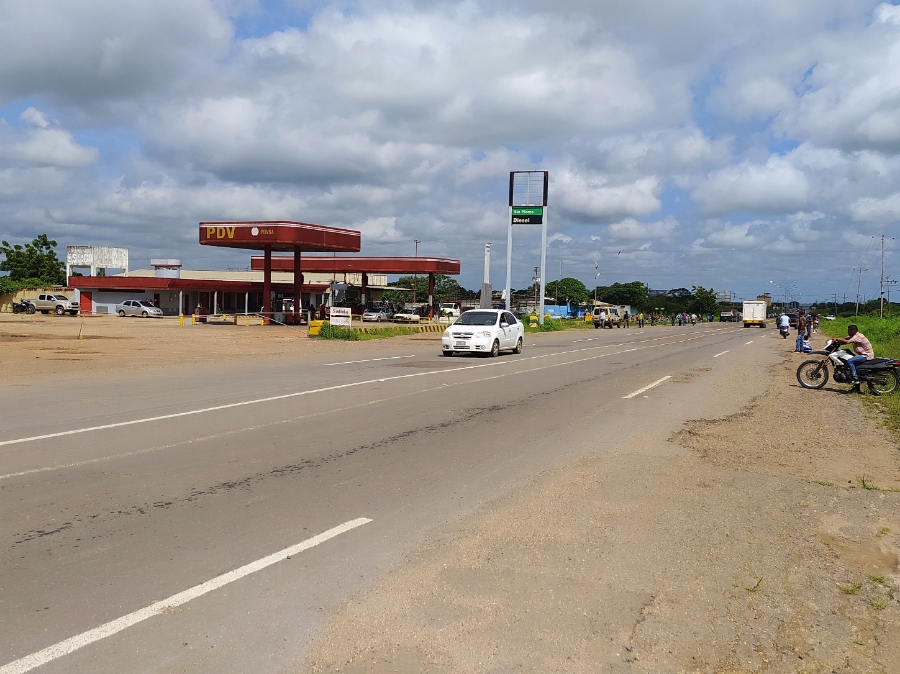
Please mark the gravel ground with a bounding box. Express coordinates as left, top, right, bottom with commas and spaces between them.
0, 313, 443, 384
302, 352, 900, 673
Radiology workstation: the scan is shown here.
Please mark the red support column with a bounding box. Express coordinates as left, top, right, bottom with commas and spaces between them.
263, 244, 272, 325
361, 272, 368, 308
293, 246, 303, 324
428, 273, 435, 319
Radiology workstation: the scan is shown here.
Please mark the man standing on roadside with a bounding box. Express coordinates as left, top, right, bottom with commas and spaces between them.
833, 324, 874, 391
796, 313, 807, 352
637, 311, 644, 328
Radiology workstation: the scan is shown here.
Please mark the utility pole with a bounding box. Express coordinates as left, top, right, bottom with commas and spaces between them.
832, 292, 839, 318
881, 235, 885, 319
886, 277, 898, 316
855, 267, 868, 317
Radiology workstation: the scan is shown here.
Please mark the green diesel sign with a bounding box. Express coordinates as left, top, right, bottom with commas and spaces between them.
512, 207, 543, 216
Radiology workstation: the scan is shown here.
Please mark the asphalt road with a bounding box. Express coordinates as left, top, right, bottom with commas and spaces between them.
0, 323, 768, 673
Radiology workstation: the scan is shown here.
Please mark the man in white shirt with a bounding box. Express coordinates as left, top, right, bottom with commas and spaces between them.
599, 309, 606, 328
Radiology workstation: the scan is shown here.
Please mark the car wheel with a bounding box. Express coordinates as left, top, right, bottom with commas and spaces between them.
513, 337, 523, 354
55, 306, 65, 316
118, 310, 126, 317
41, 310, 49, 314
490, 340, 500, 357
142, 311, 149, 318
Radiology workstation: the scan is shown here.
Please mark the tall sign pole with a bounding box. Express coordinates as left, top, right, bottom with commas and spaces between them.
505, 171, 549, 321
505, 209, 513, 311
539, 206, 548, 323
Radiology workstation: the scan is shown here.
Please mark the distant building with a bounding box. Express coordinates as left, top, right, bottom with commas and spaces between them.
756, 293, 772, 306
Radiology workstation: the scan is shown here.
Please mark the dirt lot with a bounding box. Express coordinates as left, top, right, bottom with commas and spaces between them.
303, 354, 900, 673
0, 313, 441, 384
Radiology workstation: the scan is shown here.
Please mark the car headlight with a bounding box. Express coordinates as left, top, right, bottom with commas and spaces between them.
478, 330, 492, 338
443, 330, 451, 337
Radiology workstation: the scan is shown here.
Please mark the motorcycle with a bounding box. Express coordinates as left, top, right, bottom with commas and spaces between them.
779, 324, 790, 338
796, 339, 900, 395
12, 300, 35, 314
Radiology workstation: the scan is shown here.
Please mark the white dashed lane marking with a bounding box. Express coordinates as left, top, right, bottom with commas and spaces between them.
622, 376, 672, 399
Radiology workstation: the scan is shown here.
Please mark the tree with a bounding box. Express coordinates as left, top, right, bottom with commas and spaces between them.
383, 274, 473, 308
545, 277, 590, 306
0, 234, 66, 285
594, 281, 650, 309
690, 285, 719, 316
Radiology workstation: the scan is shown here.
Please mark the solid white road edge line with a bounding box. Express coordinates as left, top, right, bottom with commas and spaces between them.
0, 518, 372, 674
0, 328, 743, 448
713, 350, 730, 358
622, 376, 672, 399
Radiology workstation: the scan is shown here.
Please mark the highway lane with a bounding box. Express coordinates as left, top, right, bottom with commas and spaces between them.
0, 324, 771, 673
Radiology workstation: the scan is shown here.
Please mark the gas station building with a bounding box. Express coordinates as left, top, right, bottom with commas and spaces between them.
68, 221, 460, 321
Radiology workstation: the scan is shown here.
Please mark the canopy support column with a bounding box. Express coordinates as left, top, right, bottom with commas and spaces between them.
428, 273, 435, 319
263, 244, 272, 325
293, 246, 303, 322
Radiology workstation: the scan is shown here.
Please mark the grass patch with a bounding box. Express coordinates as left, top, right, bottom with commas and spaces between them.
744, 578, 763, 593
813, 480, 834, 486
318, 322, 421, 341
871, 596, 889, 610
840, 582, 862, 595
857, 474, 878, 490
876, 526, 891, 537
868, 574, 886, 584
820, 317, 900, 436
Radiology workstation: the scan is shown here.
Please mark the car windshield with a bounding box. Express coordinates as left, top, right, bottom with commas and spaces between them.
440, 303, 456, 308
54, 295, 68, 300
455, 311, 498, 326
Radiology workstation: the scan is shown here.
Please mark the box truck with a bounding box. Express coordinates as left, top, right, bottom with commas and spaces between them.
742, 300, 767, 328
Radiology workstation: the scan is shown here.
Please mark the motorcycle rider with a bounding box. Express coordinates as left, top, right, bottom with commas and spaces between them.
832, 324, 874, 391
778, 312, 790, 335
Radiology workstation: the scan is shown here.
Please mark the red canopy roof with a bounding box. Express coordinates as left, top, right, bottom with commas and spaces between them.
250, 256, 460, 275
200, 221, 361, 253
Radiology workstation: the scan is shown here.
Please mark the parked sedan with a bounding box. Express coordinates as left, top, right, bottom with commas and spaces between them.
117, 300, 163, 318
392, 309, 421, 323
441, 309, 524, 357
362, 308, 391, 322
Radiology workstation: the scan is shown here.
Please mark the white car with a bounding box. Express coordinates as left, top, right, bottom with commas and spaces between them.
117, 300, 163, 318
393, 309, 421, 323
442, 309, 524, 357
362, 308, 391, 322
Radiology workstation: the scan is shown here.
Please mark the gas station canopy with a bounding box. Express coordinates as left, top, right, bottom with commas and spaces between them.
199, 221, 361, 253
250, 256, 460, 275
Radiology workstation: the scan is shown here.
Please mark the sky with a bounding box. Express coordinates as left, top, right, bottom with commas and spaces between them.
1, 0, 900, 303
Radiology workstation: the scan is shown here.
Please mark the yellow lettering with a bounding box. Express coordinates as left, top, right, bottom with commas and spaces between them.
226, 226, 235, 238
206, 227, 216, 238
216, 227, 226, 238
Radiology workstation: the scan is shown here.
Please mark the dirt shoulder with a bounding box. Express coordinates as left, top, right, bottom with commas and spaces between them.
302, 351, 900, 672
0, 314, 443, 385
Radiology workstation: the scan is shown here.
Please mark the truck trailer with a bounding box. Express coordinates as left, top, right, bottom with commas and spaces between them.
742, 300, 767, 328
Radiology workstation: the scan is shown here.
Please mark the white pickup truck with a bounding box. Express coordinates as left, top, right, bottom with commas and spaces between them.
29, 293, 79, 316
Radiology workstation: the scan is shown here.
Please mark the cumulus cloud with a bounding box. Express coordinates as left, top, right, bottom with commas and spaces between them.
2, 0, 900, 296
693, 157, 809, 215
0, 108, 98, 168
555, 170, 661, 221
606, 216, 678, 240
